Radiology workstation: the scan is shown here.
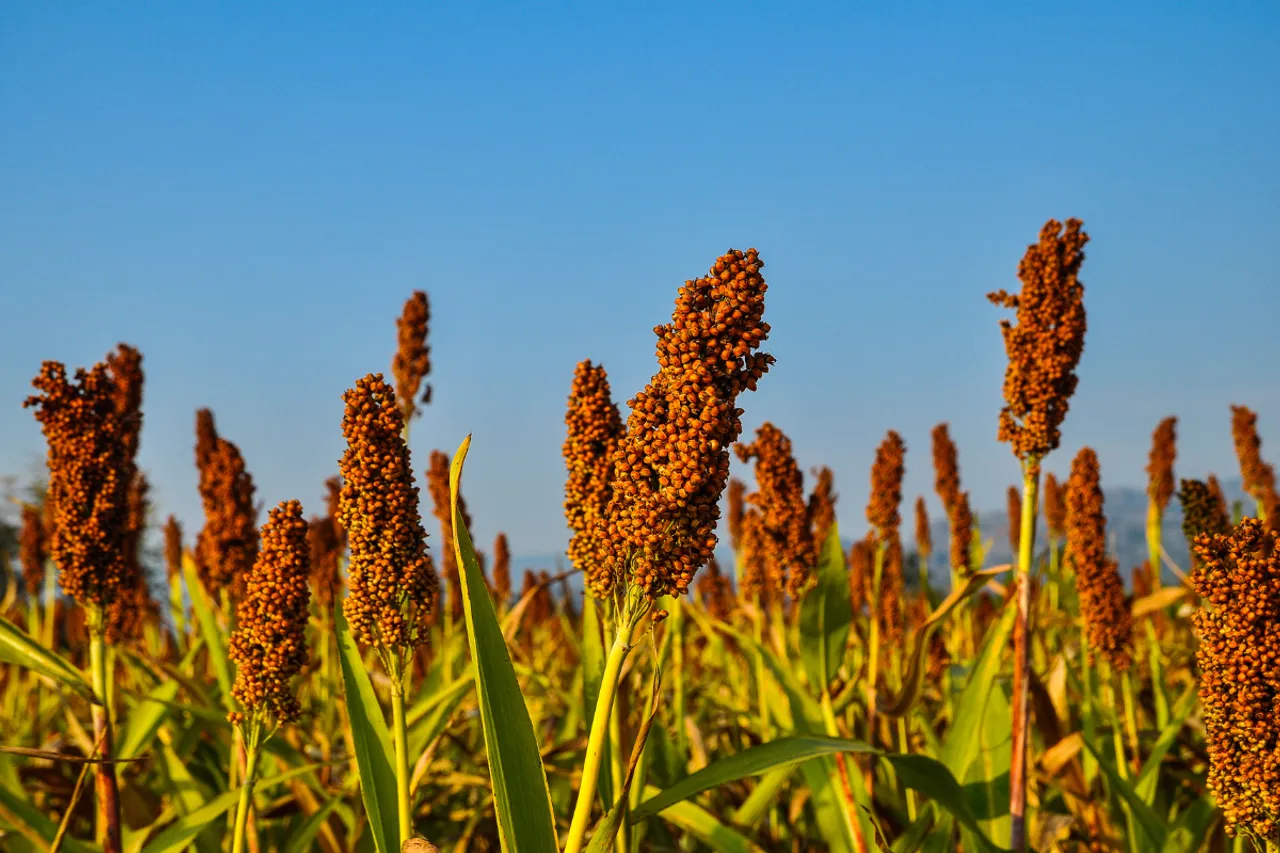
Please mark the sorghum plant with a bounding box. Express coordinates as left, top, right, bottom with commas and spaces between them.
989, 217, 1089, 850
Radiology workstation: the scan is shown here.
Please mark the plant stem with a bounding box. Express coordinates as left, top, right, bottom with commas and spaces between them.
1009, 462, 1039, 853
609, 699, 628, 853
865, 542, 885, 777
564, 623, 631, 853
391, 658, 413, 846
231, 722, 262, 853
88, 626, 122, 853
672, 597, 686, 758
1121, 670, 1140, 774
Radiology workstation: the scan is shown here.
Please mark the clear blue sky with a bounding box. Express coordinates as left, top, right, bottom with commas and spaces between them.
2, 3, 1277, 562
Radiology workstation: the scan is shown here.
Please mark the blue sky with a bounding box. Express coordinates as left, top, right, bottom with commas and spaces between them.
2, 3, 1278, 561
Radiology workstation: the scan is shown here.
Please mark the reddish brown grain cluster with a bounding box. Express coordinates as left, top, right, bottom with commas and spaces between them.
563, 361, 626, 594
595, 249, 772, 600
931, 424, 973, 574
868, 430, 906, 642
1043, 472, 1066, 543
25, 360, 132, 632
696, 555, 734, 620
308, 513, 343, 614
737, 509, 769, 602
914, 497, 931, 566
727, 478, 746, 550
163, 516, 183, 582
107, 344, 154, 640
339, 374, 437, 652
193, 409, 259, 600
848, 536, 873, 613
393, 290, 432, 423
1146, 417, 1178, 513
228, 500, 311, 725
427, 449, 470, 621
1231, 405, 1278, 525
807, 467, 837, 547
1178, 478, 1232, 546
1191, 518, 1280, 838
19, 504, 46, 598
988, 219, 1089, 473
491, 533, 512, 606
1065, 447, 1132, 670
735, 422, 817, 599
1006, 485, 1023, 556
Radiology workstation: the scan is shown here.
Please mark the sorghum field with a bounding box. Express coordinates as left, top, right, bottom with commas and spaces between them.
1, 226, 1277, 853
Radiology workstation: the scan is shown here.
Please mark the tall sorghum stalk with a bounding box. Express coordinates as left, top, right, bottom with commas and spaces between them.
1043, 473, 1065, 614
914, 497, 931, 599
426, 449, 469, 683
564, 248, 772, 853
339, 374, 438, 846
1144, 416, 1176, 725
989, 217, 1089, 850
227, 501, 311, 853
931, 423, 974, 653
865, 430, 905, 796
26, 357, 137, 853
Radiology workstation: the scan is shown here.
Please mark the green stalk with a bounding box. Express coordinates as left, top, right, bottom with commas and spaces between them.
733, 766, 792, 829
88, 625, 122, 853
1144, 497, 1170, 728
391, 657, 413, 846
564, 623, 632, 853
864, 542, 885, 799
231, 721, 262, 853
672, 597, 686, 757
1009, 462, 1039, 853
1047, 535, 1059, 616
609, 700, 628, 853
1121, 670, 1140, 774
1080, 627, 1097, 785
753, 602, 771, 741
820, 690, 869, 853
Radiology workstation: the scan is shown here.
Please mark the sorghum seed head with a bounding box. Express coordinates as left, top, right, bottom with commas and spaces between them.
727, 478, 746, 551
878, 537, 905, 645
1231, 405, 1279, 526
595, 248, 773, 600
193, 410, 259, 601
163, 515, 183, 582
1146, 416, 1178, 514
735, 422, 816, 599
563, 361, 625, 595
988, 218, 1089, 474
426, 449, 469, 622
950, 492, 974, 576
339, 374, 437, 652
19, 504, 47, 599
392, 290, 432, 423
931, 424, 962, 520
1131, 560, 1154, 600
1065, 447, 1132, 671
25, 360, 131, 632
1191, 518, 1280, 838
848, 534, 874, 613
229, 500, 311, 724
491, 533, 512, 607
867, 431, 906, 538
807, 467, 837, 548
696, 555, 734, 621
325, 475, 345, 546
308, 513, 343, 613
1179, 478, 1232, 546
914, 497, 931, 562
1043, 472, 1066, 541
1007, 485, 1022, 557
737, 508, 769, 603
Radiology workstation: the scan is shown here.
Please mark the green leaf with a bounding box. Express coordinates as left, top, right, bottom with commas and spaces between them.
0, 774, 99, 853
335, 605, 399, 853
632, 736, 875, 823
1135, 684, 1196, 805
139, 765, 318, 853
939, 595, 1016, 781
450, 436, 559, 853
884, 753, 1011, 853
1161, 798, 1217, 853
799, 522, 852, 692
181, 555, 231, 706
406, 672, 474, 761
1081, 740, 1166, 850
637, 785, 764, 852
285, 795, 341, 853
0, 614, 96, 703
118, 680, 180, 760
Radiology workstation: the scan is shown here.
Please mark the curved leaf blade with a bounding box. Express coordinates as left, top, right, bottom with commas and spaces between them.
799, 522, 851, 692
335, 605, 399, 853
0, 615, 96, 703
450, 436, 559, 853
632, 736, 875, 823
